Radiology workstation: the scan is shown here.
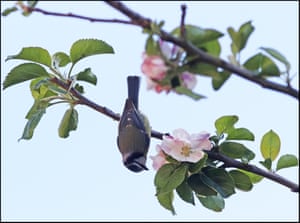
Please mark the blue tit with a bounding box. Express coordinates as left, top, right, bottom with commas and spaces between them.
117, 76, 151, 172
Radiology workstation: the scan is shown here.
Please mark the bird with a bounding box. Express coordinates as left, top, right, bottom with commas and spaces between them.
117, 75, 151, 172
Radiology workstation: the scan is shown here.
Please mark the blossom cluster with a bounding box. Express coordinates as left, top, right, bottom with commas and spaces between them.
151, 128, 212, 170
141, 40, 197, 93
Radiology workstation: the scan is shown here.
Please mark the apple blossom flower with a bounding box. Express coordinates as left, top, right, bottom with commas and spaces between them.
141, 53, 168, 81
160, 128, 212, 163
141, 39, 198, 94
150, 145, 168, 170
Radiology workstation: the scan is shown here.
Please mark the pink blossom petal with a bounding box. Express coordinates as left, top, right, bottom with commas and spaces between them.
181, 71, 197, 90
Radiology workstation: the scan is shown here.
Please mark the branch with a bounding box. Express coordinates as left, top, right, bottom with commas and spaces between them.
24, 2, 298, 99
28, 6, 134, 25
104, 1, 298, 99
49, 77, 299, 193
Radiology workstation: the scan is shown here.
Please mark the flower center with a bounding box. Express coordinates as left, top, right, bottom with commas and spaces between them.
181, 145, 191, 157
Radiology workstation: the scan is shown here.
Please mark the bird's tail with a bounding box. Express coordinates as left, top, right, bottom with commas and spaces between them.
127, 75, 140, 109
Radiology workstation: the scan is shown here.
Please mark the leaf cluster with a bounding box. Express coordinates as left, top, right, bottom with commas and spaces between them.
3, 39, 114, 140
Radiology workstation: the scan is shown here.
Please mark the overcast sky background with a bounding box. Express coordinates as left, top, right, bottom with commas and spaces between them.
1, 1, 299, 221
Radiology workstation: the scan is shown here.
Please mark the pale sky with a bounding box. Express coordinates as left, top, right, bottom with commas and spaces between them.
1, 1, 299, 221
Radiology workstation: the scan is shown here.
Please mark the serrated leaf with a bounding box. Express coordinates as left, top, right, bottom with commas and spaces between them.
276, 154, 298, 171
214, 115, 238, 135
219, 141, 255, 162
187, 174, 217, 196
260, 47, 291, 72
176, 180, 195, 205
3, 63, 50, 89
70, 39, 114, 64
156, 191, 176, 215
260, 130, 280, 161
52, 52, 71, 67
19, 102, 47, 141
58, 107, 78, 138
202, 167, 235, 198
6, 47, 51, 67
174, 86, 206, 100
75, 68, 97, 85
227, 127, 255, 141
154, 163, 188, 194
229, 170, 253, 191
197, 194, 225, 212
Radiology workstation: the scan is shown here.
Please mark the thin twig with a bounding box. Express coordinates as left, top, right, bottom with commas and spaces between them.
29, 7, 134, 25
180, 4, 187, 40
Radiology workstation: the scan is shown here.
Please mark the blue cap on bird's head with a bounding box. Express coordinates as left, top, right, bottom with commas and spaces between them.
123, 152, 149, 172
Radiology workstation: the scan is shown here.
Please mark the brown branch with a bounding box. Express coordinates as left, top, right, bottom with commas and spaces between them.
28, 7, 134, 25
105, 1, 298, 100
180, 4, 187, 40
24, 2, 298, 99
49, 77, 298, 193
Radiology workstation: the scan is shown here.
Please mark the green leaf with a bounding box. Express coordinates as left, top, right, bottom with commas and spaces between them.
229, 170, 253, 191
70, 39, 114, 64
228, 21, 254, 55
227, 127, 255, 141
172, 25, 223, 46
188, 153, 207, 174
176, 180, 195, 205
260, 130, 280, 161
276, 154, 298, 171
75, 68, 97, 85
260, 47, 291, 72
239, 21, 255, 51
154, 163, 188, 194
215, 115, 238, 135
243, 53, 280, 77
52, 52, 71, 67
202, 167, 235, 198
6, 47, 51, 67
3, 63, 50, 89
199, 40, 222, 57
239, 170, 263, 184
212, 70, 231, 90
174, 86, 206, 100
19, 101, 47, 141
259, 158, 272, 170
187, 174, 217, 196
145, 35, 158, 55
197, 194, 225, 212
2, 6, 18, 16
74, 83, 84, 94
58, 107, 79, 138
219, 141, 255, 163
156, 191, 176, 215
30, 78, 57, 100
